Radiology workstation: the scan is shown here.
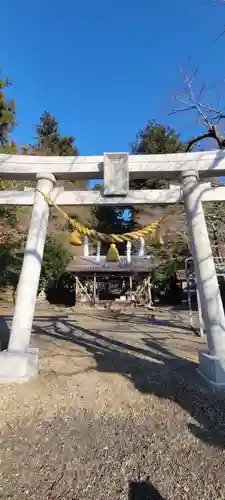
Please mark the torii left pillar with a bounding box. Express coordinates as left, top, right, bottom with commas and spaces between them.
0, 172, 56, 382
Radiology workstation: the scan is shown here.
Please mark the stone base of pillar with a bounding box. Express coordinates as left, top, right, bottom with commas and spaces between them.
0, 347, 38, 382
198, 349, 225, 387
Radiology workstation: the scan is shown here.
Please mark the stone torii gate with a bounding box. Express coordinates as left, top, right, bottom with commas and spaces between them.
1, 150, 225, 386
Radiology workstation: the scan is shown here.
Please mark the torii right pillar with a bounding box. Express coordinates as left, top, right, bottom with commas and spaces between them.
181, 168, 225, 387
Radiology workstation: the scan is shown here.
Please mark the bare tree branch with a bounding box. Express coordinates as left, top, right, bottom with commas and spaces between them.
185, 129, 224, 151
170, 71, 225, 151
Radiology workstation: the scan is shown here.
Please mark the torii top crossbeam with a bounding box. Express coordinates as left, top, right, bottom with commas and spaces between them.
0, 149, 225, 180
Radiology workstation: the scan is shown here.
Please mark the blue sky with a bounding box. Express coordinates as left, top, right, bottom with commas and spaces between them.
1, 0, 225, 156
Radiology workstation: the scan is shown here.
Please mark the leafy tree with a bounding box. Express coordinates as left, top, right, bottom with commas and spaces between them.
152, 257, 180, 283
90, 122, 186, 258
0, 69, 19, 172
204, 200, 225, 256
0, 141, 17, 154
0, 234, 72, 297
0, 71, 77, 297
39, 234, 72, 290
90, 184, 132, 254
0, 242, 23, 296
0, 67, 17, 147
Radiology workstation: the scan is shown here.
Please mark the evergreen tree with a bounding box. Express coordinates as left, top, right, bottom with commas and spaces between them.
36, 111, 58, 152
0, 67, 20, 245
130, 121, 186, 224
131, 120, 186, 190
129, 121, 188, 265
0, 67, 17, 148
132, 120, 185, 155
34, 111, 79, 156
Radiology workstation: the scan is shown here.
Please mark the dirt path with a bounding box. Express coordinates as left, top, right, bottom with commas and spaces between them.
0, 307, 225, 499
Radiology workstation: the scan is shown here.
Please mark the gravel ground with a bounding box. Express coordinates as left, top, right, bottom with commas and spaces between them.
1, 307, 225, 499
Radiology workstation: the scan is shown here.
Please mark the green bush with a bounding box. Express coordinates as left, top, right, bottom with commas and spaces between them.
0, 233, 72, 295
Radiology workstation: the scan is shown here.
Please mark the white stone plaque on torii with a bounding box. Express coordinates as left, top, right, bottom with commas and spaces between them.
103, 152, 129, 196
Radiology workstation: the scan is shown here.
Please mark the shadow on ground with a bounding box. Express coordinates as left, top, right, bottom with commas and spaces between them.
129, 481, 166, 500
2, 313, 225, 449
0, 315, 10, 351
71, 309, 196, 332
